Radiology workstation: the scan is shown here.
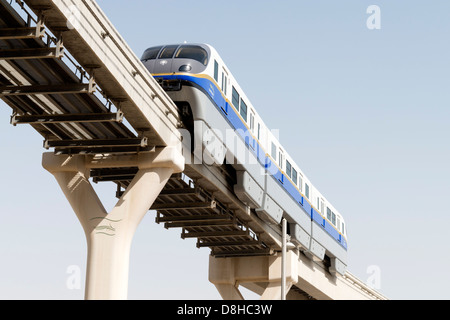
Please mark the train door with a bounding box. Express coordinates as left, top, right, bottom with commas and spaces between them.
279, 149, 285, 184
250, 110, 255, 133
221, 68, 228, 96
279, 149, 284, 171
249, 110, 256, 149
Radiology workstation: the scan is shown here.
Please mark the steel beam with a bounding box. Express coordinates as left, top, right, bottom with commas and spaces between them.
197, 240, 262, 248
90, 168, 139, 178
151, 201, 216, 211
181, 230, 250, 239
93, 175, 136, 183
158, 188, 199, 196
155, 214, 231, 223
90, 166, 139, 183
211, 249, 273, 258
0, 26, 45, 39
0, 47, 64, 60
44, 137, 148, 150
11, 111, 123, 125
164, 220, 236, 229
0, 83, 96, 96
53, 146, 152, 155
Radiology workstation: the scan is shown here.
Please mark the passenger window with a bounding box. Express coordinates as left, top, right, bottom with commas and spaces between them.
292, 168, 297, 186
250, 111, 255, 133
298, 176, 303, 192
158, 45, 178, 59
337, 217, 341, 231
286, 160, 292, 178
232, 86, 240, 110
240, 99, 248, 122
271, 143, 277, 161
327, 207, 332, 221
320, 199, 324, 214
305, 183, 310, 199
257, 123, 261, 140
332, 212, 336, 226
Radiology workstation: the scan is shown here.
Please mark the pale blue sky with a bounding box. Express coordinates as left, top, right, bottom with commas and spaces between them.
1, 1, 449, 300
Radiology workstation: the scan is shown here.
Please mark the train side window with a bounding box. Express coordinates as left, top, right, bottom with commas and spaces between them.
292, 168, 297, 186
332, 212, 336, 226
232, 86, 240, 111
305, 183, 310, 199
298, 176, 303, 192
327, 207, 332, 221
320, 199, 324, 214
240, 99, 248, 122
250, 111, 255, 133
286, 160, 292, 178
257, 123, 261, 140
214, 60, 219, 82
342, 223, 345, 235
337, 217, 341, 231
271, 143, 277, 161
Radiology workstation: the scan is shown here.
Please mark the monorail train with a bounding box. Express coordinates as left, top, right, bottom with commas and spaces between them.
141, 43, 347, 276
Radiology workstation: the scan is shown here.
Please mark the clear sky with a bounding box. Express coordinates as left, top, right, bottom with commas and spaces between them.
1, 0, 449, 300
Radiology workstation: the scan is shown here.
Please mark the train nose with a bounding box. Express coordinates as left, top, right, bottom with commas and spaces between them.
153, 59, 173, 74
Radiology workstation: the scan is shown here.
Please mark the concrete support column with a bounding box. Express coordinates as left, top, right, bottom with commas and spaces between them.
208, 257, 244, 300
209, 252, 298, 301
214, 284, 244, 300
42, 147, 184, 300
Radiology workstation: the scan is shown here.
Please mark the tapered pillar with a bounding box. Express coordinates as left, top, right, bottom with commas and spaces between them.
214, 284, 244, 300
43, 147, 184, 300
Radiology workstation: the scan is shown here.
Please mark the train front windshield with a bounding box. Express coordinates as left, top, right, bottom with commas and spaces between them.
141, 46, 162, 61
175, 45, 209, 66
142, 45, 208, 66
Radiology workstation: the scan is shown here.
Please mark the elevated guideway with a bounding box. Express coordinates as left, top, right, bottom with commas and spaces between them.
1, 0, 181, 149
0, 0, 386, 300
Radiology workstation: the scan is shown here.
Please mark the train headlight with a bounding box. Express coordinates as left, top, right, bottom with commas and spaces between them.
179, 65, 192, 72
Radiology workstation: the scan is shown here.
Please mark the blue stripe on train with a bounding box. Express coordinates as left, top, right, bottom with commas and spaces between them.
154, 74, 347, 250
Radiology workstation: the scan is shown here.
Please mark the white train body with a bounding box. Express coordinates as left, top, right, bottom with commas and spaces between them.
142, 43, 347, 275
